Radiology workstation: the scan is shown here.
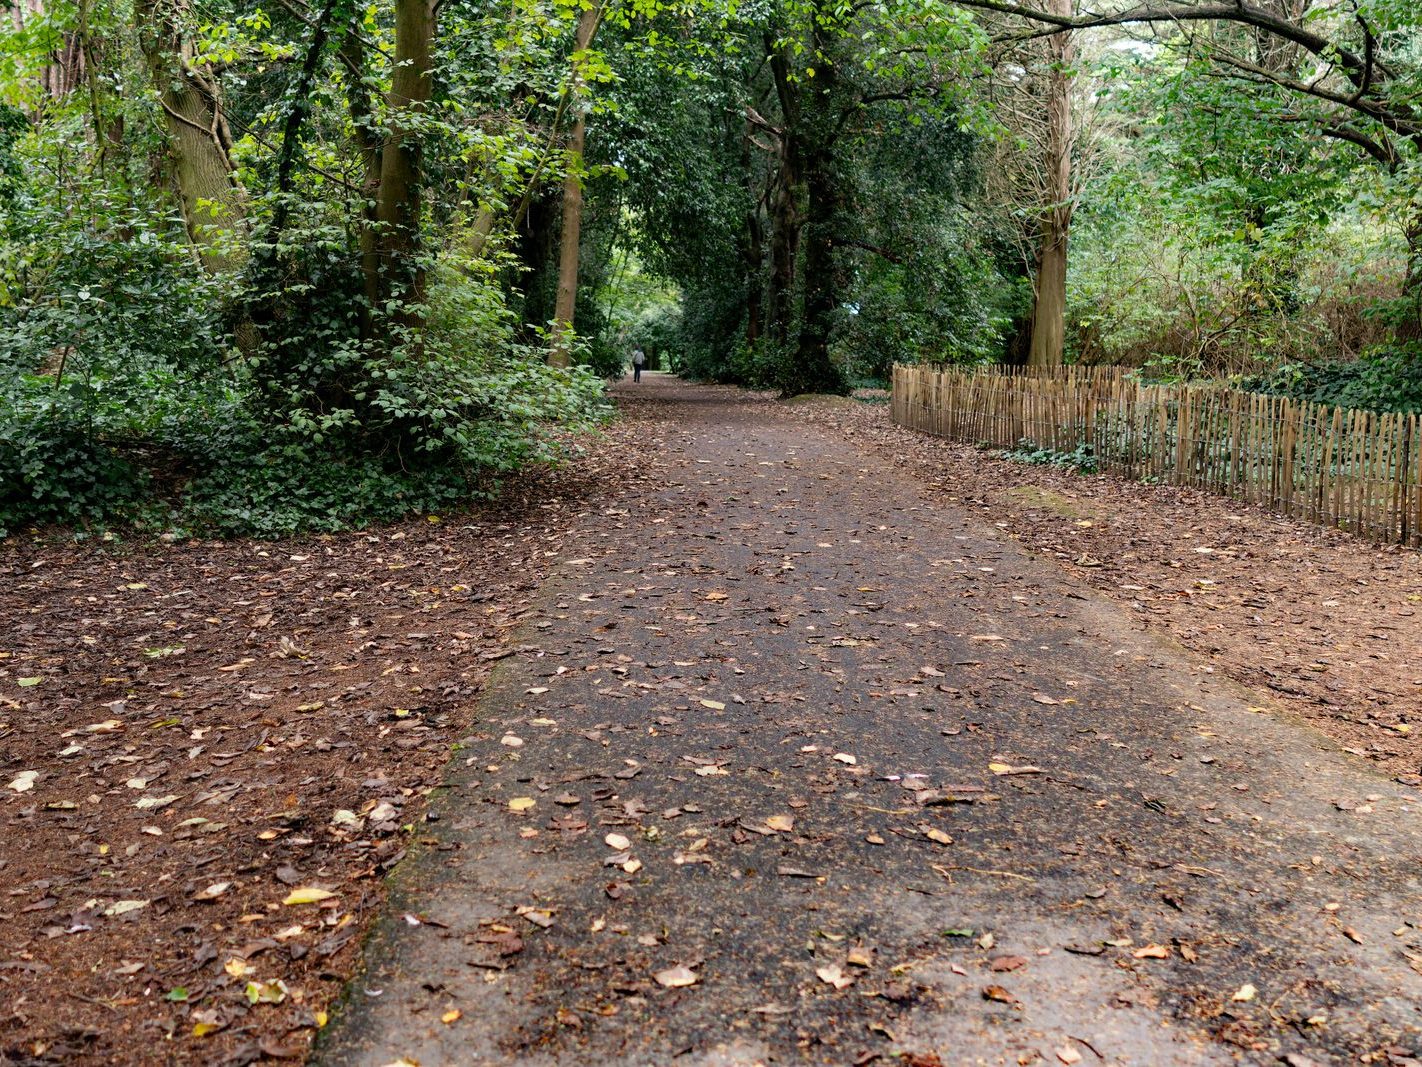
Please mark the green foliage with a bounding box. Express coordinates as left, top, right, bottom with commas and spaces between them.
1240, 347, 1422, 415
1000, 438, 1098, 474
0, 0, 615, 540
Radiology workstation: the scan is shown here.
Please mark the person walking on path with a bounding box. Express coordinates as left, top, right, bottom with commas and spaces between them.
631, 346, 645, 383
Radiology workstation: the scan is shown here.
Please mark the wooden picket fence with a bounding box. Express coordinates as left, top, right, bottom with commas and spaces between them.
891, 363, 1422, 546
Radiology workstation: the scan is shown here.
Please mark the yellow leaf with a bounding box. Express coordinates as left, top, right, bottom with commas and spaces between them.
193, 1022, 222, 1037
508, 797, 536, 813
765, 815, 794, 832
698, 699, 726, 710
282, 887, 337, 906
441, 1009, 462, 1024
224, 958, 253, 977
1231, 983, 1257, 1002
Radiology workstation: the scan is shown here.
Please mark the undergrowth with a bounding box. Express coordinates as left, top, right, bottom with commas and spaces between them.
999, 438, 1099, 474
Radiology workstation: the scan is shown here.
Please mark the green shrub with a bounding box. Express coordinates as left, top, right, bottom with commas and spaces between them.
1239, 345, 1422, 414
1000, 438, 1099, 474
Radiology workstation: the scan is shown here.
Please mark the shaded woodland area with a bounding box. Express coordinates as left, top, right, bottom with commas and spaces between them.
1, 0, 1420, 535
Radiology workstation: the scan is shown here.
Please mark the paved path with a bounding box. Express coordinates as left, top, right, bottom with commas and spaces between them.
319, 377, 1422, 1066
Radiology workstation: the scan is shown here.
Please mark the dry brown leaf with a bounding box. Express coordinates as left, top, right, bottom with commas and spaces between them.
654, 965, 698, 988
989, 763, 1044, 776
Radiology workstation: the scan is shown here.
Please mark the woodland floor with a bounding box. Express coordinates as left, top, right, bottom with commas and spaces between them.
1, 374, 1420, 1066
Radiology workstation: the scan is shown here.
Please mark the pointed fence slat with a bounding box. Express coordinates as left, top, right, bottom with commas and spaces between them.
890, 364, 1422, 548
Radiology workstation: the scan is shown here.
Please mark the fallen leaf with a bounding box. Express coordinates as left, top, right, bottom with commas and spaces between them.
7, 770, 37, 793
1133, 944, 1170, 959
508, 797, 536, 813
1231, 983, 1257, 1002
765, 815, 795, 832
1056, 1047, 1082, 1065
988, 763, 1043, 776
245, 979, 288, 1005
604, 833, 632, 850
282, 887, 337, 906
921, 826, 952, 846
654, 965, 698, 988
816, 964, 854, 990
16, 677, 41, 687
990, 955, 1028, 972
192, 882, 230, 901
833, 753, 857, 765
441, 1009, 462, 1024
698, 699, 726, 710
103, 899, 150, 917
982, 984, 1020, 1006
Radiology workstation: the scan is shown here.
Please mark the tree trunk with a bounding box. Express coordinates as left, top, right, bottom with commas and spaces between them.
766, 41, 801, 351
373, 0, 435, 318
781, 17, 847, 397
1027, 0, 1074, 367
740, 121, 764, 352
767, 170, 799, 348
788, 146, 846, 396
340, 25, 382, 330
549, 3, 602, 368
135, 0, 247, 273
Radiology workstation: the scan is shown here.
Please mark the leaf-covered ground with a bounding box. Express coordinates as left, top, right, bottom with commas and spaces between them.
317, 377, 1421, 1066
0, 424, 656, 1066
794, 391, 1422, 785
3, 375, 1420, 1066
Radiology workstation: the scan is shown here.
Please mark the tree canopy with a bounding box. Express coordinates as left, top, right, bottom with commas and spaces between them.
1, 0, 1420, 534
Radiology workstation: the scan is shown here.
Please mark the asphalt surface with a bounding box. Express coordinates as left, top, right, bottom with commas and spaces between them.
317, 375, 1422, 1066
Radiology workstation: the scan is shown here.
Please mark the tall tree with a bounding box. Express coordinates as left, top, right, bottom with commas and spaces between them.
550, 1, 604, 367
374, 0, 436, 318
135, 0, 248, 272
1026, 0, 1073, 367
957, 0, 1422, 342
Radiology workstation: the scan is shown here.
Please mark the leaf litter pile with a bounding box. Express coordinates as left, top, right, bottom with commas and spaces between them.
794, 391, 1422, 785
0, 424, 655, 1065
